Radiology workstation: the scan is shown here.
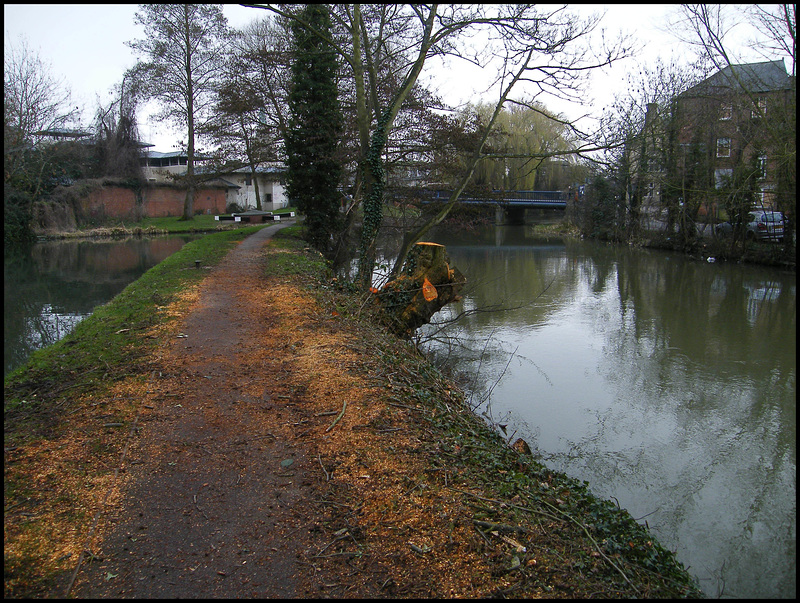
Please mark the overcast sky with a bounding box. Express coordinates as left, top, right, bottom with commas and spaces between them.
4, 4, 781, 152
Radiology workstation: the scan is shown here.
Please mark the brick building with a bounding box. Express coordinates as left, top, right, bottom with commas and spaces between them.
674, 59, 794, 210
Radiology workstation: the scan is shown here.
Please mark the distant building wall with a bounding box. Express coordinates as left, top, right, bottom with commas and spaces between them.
225, 171, 289, 211
81, 184, 228, 220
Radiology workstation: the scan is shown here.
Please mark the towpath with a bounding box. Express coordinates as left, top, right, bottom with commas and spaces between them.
70, 221, 342, 597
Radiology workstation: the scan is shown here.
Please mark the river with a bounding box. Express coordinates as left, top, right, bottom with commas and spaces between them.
418, 224, 795, 599
4, 234, 202, 377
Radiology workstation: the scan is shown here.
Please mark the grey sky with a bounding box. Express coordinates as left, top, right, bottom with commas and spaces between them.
4, 4, 781, 152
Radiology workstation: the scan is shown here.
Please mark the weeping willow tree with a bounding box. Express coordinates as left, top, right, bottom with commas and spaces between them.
467, 101, 573, 191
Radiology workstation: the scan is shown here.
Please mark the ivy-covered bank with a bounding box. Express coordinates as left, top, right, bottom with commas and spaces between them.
4, 225, 702, 598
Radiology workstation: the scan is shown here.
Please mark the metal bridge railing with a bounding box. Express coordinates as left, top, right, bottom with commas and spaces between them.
422, 190, 566, 207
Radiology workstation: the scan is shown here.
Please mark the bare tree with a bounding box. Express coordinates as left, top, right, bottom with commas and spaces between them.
94, 74, 144, 182
597, 59, 707, 240
245, 3, 631, 289
126, 4, 231, 220
202, 17, 292, 210
4, 36, 78, 145
747, 4, 796, 77
383, 6, 631, 281
4, 35, 79, 194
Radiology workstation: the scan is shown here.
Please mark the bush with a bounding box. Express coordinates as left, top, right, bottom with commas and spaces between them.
3, 186, 35, 246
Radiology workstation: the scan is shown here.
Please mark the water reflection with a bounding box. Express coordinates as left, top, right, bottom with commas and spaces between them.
420, 225, 796, 598
4, 235, 200, 376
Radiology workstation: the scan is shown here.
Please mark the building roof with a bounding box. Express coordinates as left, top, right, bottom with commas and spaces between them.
194, 163, 287, 178
206, 177, 240, 189
143, 150, 212, 160
228, 164, 287, 175
682, 60, 792, 97
32, 127, 92, 139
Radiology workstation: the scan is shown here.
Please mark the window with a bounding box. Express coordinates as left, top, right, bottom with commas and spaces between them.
715, 168, 733, 189
751, 96, 767, 118
757, 155, 767, 180
245, 175, 252, 186
716, 138, 731, 158
719, 103, 732, 120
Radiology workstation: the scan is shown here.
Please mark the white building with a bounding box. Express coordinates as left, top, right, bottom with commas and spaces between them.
223, 165, 289, 212
140, 150, 212, 183
140, 151, 289, 212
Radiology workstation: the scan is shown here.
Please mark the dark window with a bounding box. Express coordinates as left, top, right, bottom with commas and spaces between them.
752, 97, 767, 118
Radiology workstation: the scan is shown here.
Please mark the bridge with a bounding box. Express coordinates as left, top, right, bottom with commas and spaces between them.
421, 189, 567, 224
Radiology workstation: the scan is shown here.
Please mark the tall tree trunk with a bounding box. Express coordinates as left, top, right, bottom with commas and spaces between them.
251, 164, 262, 210
356, 7, 438, 289
240, 115, 261, 210
182, 5, 195, 221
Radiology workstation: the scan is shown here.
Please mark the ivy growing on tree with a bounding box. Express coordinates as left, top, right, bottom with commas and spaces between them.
285, 4, 343, 256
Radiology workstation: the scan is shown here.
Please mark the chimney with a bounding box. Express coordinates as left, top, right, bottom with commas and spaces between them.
645, 103, 658, 126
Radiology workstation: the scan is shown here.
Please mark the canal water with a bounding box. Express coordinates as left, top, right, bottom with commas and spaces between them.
418, 225, 795, 599
4, 235, 202, 377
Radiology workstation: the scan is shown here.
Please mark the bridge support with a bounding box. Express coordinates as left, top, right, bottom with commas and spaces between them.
495, 206, 505, 225
495, 206, 526, 225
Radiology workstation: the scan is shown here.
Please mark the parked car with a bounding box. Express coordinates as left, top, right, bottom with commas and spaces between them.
715, 210, 785, 242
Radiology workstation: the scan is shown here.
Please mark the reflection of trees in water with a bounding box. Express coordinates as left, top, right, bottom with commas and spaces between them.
570, 251, 796, 600
24, 304, 89, 350
5, 235, 198, 376
549, 375, 794, 599
417, 227, 795, 599
5, 298, 89, 374
31, 237, 189, 285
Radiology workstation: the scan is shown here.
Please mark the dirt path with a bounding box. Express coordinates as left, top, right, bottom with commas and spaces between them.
70, 223, 335, 597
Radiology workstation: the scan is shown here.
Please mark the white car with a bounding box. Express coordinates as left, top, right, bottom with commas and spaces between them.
715, 211, 785, 242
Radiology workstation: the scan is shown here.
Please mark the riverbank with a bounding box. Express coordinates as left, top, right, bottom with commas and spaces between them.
4, 224, 702, 598
31, 212, 298, 241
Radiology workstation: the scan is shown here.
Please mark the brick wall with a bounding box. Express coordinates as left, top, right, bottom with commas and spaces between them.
81, 184, 228, 220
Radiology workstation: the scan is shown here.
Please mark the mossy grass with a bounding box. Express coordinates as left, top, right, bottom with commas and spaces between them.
264, 227, 331, 279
